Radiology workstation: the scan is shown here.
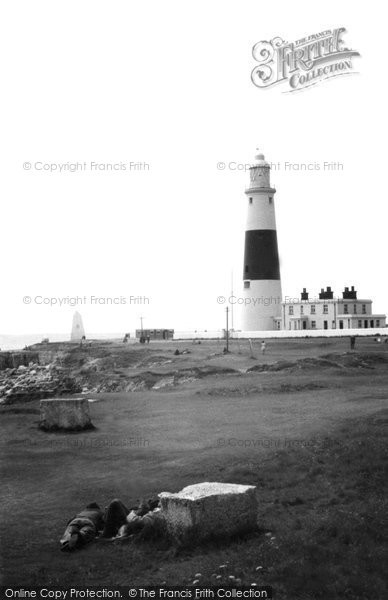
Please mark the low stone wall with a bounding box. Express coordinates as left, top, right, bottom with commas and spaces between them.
159, 482, 258, 544
174, 328, 388, 340
0, 352, 40, 371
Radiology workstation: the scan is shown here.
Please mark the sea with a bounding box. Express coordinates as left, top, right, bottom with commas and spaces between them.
0, 333, 124, 351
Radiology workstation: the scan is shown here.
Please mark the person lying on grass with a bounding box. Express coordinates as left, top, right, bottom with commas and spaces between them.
60, 497, 164, 551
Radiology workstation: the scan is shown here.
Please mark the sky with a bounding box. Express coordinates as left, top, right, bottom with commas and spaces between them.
0, 1, 387, 336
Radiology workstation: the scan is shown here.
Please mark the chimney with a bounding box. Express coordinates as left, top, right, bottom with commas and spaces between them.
301, 288, 309, 301
343, 286, 357, 299
319, 286, 334, 300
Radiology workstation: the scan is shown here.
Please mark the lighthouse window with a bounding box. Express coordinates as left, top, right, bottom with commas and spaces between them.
245, 265, 249, 273
269, 197, 273, 204
249, 197, 253, 204
244, 281, 250, 289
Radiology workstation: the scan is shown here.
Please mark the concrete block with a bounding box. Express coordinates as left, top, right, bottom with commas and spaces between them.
159, 482, 258, 543
39, 398, 93, 431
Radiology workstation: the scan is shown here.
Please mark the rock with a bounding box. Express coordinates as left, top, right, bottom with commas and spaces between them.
159, 482, 258, 544
39, 398, 93, 431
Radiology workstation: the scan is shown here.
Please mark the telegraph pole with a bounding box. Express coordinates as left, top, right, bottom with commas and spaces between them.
225, 306, 229, 353
140, 316, 145, 343
231, 270, 234, 333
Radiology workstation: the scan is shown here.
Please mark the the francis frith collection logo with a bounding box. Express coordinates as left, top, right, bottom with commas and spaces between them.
251, 28, 360, 92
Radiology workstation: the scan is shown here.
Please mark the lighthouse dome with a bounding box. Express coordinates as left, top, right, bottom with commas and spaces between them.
254, 150, 270, 167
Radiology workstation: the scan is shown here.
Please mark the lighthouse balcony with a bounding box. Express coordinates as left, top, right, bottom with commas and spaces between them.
245, 185, 276, 193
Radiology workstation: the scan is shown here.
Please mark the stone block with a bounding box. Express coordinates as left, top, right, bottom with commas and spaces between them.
159, 482, 258, 543
39, 398, 93, 431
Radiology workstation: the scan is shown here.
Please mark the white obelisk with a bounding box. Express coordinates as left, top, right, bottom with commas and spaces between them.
70, 311, 86, 341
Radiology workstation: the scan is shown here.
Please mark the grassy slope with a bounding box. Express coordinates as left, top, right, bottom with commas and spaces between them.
2, 410, 386, 599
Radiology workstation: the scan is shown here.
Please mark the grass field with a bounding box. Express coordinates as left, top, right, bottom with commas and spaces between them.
1, 337, 387, 598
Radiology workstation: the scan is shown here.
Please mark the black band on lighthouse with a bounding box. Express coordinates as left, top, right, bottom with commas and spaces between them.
243, 230, 280, 280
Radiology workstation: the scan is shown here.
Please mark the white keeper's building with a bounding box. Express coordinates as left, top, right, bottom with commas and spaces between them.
278, 286, 386, 331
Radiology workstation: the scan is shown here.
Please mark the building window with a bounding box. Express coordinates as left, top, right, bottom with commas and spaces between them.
339, 320, 344, 329
344, 304, 348, 314
311, 321, 316, 329
358, 320, 362, 328
311, 305, 316, 314
354, 304, 357, 314
289, 322, 292, 330
323, 304, 328, 314
300, 305, 304, 315
289, 306, 294, 315
244, 281, 250, 289
362, 304, 366, 314
249, 197, 253, 204
376, 319, 380, 327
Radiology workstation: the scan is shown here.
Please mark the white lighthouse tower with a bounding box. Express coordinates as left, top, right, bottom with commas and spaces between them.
241, 150, 282, 331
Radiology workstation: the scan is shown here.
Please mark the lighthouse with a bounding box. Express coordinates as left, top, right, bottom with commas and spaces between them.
241, 150, 282, 331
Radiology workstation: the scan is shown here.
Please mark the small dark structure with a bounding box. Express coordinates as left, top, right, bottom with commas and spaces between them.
136, 329, 174, 341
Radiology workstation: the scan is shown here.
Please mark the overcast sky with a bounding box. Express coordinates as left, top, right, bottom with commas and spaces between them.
1, 1, 386, 336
